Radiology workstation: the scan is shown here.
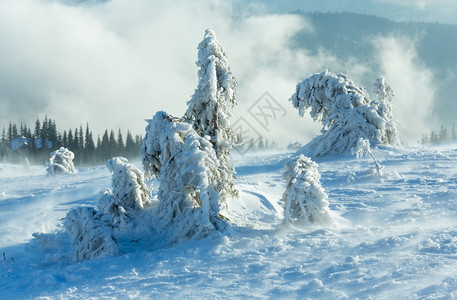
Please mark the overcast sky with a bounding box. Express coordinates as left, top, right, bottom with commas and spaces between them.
0, 0, 453, 146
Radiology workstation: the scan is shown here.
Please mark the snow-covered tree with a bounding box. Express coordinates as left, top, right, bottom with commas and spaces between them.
141, 111, 177, 180
351, 138, 382, 177
46, 147, 76, 175
373, 76, 399, 145
99, 157, 153, 228
142, 112, 228, 244
282, 155, 333, 226
64, 207, 118, 262
106, 157, 152, 211
290, 70, 400, 157
184, 29, 238, 201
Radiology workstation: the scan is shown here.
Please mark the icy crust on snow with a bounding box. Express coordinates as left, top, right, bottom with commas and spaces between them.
46, 147, 76, 175
282, 155, 334, 226
4, 146, 457, 298
290, 70, 399, 157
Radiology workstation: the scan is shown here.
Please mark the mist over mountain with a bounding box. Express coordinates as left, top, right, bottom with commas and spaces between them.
292, 11, 457, 134
254, 0, 457, 25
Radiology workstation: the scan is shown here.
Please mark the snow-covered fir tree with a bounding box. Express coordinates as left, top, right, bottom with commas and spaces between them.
46, 147, 76, 175
372, 76, 399, 145
141, 111, 177, 180
64, 207, 119, 262
142, 112, 228, 244
98, 157, 153, 229
184, 29, 238, 202
290, 70, 400, 157
282, 155, 333, 226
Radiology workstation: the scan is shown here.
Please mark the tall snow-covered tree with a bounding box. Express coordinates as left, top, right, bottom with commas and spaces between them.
372, 76, 399, 145
142, 111, 228, 244
282, 155, 333, 226
290, 70, 400, 157
184, 29, 238, 201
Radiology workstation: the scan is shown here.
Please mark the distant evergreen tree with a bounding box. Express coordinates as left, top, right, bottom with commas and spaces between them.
117, 129, 125, 156
34, 118, 41, 138
421, 133, 429, 144
430, 131, 439, 144
11, 124, 18, 139
99, 130, 110, 162
78, 125, 84, 151
84, 124, 96, 164
452, 123, 457, 140
68, 129, 74, 151
439, 125, 448, 142
125, 130, 137, 159
62, 130, 68, 148
109, 130, 116, 158
1, 116, 141, 165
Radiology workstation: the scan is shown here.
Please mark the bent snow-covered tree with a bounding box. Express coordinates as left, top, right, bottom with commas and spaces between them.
98, 157, 152, 229
46, 147, 76, 175
184, 29, 238, 202
290, 70, 400, 157
282, 155, 333, 226
142, 111, 228, 244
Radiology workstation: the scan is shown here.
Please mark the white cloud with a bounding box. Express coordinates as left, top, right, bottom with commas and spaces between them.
0, 0, 374, 147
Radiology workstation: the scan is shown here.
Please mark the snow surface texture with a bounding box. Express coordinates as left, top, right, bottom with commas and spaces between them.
282, 155, 333, 226
142, 112, 228, 245
184, 28, 238, 202
3, 146, 457, 298
46, 147, 76, 175
290, 70, 400, 157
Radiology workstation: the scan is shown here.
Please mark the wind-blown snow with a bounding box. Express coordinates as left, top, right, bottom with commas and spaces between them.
2, 145, 457, 298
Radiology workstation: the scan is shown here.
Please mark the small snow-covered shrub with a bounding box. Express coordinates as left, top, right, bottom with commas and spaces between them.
352, 138, 382, 177
142, 112, 228, 244
64, 207, 118, 262
46, 147, 75, 175
98, 189, 131, 230
282, 155, 333, 226
290, 70, 400, 157
98, 157, 152, 229
106, 157, 152, 211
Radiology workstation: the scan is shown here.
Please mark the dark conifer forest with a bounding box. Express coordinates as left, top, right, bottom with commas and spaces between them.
0, 116, 142, 166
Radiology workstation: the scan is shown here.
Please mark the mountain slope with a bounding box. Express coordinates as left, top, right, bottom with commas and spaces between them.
2, 146, 457, 298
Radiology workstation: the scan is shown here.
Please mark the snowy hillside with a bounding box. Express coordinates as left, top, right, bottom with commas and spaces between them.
2, 145, 457, 298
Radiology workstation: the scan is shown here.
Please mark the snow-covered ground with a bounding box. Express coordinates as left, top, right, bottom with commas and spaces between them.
2, 145, 457, 299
